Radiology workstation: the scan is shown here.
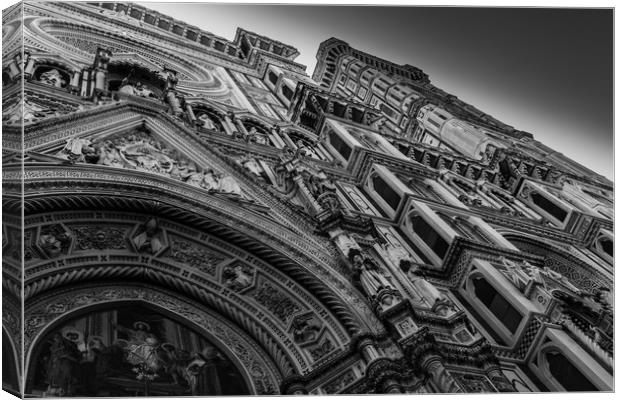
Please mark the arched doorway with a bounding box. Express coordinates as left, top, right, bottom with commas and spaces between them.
27, 301, 249, 397
24, 284, 281, 397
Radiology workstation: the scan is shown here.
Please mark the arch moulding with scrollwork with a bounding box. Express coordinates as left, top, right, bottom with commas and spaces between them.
24, 283, 281, 395
5, 160, 387, 386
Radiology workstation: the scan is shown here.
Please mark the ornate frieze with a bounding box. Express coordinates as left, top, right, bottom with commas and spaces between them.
71, 225, 128, 251
252, 280, 302, 324
166, 236, 228, 276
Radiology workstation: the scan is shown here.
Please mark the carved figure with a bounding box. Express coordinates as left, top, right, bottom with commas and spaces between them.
132, 217, 164, 254
38, 231, 71, 258
115, 321, 161, 371
201, 170, 220, 191
39, 69, 66, 87
307, 171, 336, 198
222, 264, 254, 291
185, 166, 206, 188
295, 139, 315, 158
57, 137, 96, 163
291, 315, 322, 343
217, 174, 242, 196
185, 346, 224, 395
95, 141, 124, 168
45, 332, 81, 396
242, 158, 263, 177
352, 253, 393, 297
134, 82, 156, 98
499, 256, 530, 290
198, 113, 216, 130
159, 343, 192, 386
400, 260, 444, 306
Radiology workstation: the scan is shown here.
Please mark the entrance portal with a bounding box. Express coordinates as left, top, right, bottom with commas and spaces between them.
28, 304, 249, 397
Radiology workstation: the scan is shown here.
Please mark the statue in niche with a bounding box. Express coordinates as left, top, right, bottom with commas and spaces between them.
400, 259, 444, 306
56, 137, 96, 164
198, 113, 217, 130
350, 249, 394, 297
306, 170, 337, 198
119, 69, 138, 95
134, 82, 156, 98
132, 217, 165, 254
295, 139, 315, 158
248, 127, 268, 145
39, 69, 66, 87
45, 332, 81, 396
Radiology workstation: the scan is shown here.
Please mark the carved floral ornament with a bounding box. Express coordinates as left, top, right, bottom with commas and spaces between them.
24, 284, 281, 395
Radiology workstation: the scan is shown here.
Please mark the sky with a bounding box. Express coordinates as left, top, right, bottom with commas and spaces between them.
136, 2, 613, 180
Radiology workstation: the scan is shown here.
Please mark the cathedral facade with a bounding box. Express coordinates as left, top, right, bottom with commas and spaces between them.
2, 1, 614, 396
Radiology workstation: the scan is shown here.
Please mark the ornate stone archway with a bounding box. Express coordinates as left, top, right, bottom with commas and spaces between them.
24, 283, 279, 395
5, 155, 387, 394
